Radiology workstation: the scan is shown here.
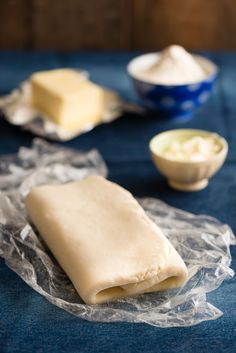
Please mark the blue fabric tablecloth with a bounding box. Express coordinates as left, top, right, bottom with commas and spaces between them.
0, 52, 235, 353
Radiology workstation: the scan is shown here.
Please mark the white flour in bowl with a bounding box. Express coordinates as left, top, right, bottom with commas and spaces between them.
138, 45, 206, 85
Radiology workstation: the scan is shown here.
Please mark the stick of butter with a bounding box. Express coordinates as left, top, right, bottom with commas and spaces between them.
31, 69, 104, 131
25, 175, 188, 305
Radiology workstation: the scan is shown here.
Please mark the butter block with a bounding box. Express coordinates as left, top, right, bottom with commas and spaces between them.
31, 69, 104, 131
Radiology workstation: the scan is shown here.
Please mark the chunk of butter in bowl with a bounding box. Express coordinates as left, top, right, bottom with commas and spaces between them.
149, 129, 228, 191
127, 45, 218, 119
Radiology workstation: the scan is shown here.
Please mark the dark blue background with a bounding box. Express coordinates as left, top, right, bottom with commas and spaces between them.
0, 52, 235, 353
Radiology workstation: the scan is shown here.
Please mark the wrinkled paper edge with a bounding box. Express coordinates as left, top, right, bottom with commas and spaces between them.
0, 70, 143, 141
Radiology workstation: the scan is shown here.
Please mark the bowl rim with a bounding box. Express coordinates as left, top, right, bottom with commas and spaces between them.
127, 52, 218, 87
149, 129, 228, 165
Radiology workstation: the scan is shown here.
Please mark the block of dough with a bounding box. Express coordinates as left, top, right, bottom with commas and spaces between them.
25, 176, 188, 305
31, 69, 104, 131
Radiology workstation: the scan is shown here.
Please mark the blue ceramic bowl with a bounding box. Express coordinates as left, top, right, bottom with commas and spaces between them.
127, 53, 218, 119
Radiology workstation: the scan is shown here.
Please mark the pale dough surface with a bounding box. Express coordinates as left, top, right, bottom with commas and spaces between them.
25, 176, 188, 304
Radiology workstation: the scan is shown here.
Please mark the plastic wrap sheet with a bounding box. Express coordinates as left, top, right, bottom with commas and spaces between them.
0, 139, 235, 327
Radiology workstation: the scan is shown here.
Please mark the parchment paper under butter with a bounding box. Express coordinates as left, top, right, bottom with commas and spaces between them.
0, 139, 235, 327
0, 71, 143, 141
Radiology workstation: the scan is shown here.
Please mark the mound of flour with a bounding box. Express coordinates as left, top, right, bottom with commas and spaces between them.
140, 45, 206, 85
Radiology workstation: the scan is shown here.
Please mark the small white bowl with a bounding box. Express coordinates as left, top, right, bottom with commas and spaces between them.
149, 129, 228, 191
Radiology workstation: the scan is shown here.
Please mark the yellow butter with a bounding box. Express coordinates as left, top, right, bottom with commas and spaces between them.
31, 69, 104, 131
163, 136, 220, 162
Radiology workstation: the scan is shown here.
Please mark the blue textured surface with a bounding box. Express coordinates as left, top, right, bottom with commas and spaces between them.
0, 52, 236, 353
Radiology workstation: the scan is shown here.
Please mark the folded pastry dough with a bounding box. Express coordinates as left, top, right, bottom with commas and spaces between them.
25, 176, 188, 305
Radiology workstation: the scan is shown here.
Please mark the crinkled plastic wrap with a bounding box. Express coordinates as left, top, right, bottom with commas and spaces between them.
0, 139, 235, 327
0, 71, 142, 141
